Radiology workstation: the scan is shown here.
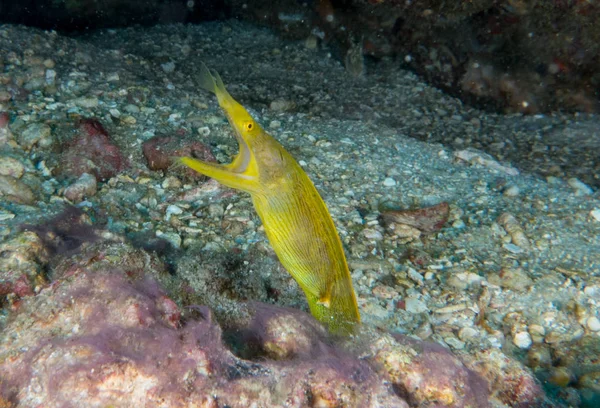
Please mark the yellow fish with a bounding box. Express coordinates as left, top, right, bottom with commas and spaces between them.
180, 64, 360, 334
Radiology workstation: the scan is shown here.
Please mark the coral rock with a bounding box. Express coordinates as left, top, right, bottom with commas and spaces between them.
371, 333, 491, 407
60, 118, 126, 181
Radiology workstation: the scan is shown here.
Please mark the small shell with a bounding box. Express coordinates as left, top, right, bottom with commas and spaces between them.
497, 212, 530, 250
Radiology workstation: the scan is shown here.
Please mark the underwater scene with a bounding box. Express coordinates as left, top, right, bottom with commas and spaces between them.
0, 1, 599, 407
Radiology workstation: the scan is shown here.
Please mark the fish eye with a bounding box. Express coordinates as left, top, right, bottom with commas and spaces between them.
245, 122, 254, 131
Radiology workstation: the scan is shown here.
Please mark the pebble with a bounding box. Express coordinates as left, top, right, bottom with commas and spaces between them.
404, 297, 428, 314
125, 104, 140, 114
165, 204, 183, 222
382, 177, 396, 187
513, 331, 533, 349
72, 96, 99, 108
0, 156, 25, 178
503, 185, 520, 197
0, 175, 36, 204
19, 122, 53, 150
63, 173, 97, 202
528, 324, 546, 343
270, 99, 296, 112
161, 61, 176, 73
567, 178, 593, 196
590, 209, 600, 222
156, 230, 182, 249
458, 327, 479, 341
197, 126, 210, 137
444, 336, 465, 350
586, 316, 600, 332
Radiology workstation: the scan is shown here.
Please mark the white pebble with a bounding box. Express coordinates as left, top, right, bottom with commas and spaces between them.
161, 61, 176, 73
405, 297, 428, 314
383, 177, 396, 187
197, 126, 210, 137
567, 178, 593, 196
165, 204, 183, 221
503, 185, 520, 197
587, 316, 600, 332
513, 331, 533, 349
590, 209, 600, 222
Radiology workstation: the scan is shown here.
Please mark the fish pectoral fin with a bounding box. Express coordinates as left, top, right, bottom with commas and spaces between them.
178, 156, 260, 194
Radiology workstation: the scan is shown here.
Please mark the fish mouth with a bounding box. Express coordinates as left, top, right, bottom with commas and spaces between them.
225, 113, 252, 175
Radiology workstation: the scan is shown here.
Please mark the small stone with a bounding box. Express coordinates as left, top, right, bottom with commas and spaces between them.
165, 204, 183, 222
197, 126, 210, 137
444, 336, 465, 350
63, 173, 97, 202
0, 175, 36, 204
72, 96, 99, 108
270, 99, 296, 112
0, 156, 25, 178
404, 297, 428, 314
586, 316, 600, 332
19, 122, 53, 150
503, 185, 520, 197
156, 231, 182, 249
372, 285, 396, 299
305, 35, 318, 49
121, 115, 137, 125
383, 177, 396, 187
208, 203, 225, 218
458, 327, 479, 341
124, 104, 140, 114
162, 176, 182, 189
567, 178, 593, 196
161, 61, 176, 73
503, 243, 523, 253
513, 331, 533, 349
528, 324, 546, 343
363, 228, 383, 241
590, 209, 600, 222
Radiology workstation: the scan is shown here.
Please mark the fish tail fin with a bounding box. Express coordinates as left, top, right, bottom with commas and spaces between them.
196, 63, 234, 108
196, 62, 218, 94
305, 279, 360, 335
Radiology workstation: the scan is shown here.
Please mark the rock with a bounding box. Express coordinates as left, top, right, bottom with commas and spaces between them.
0, 174, 36, 204
0, 231, 48, 303
269, 98, 296, 112
71, 96, 99, 108
60, 118, 126, 181
383, 177, 396, 186
464, 348, 552, 407
567, 177, 593, 196
513, 331, 533, 349
372, 333, 491, 407
18, 122, 53, 151
0, 156, 25, 178
405, 296, 428, 313
0, 238, 408, 408
586, 316, 600, 332
0, 111, 14, 144
63, 172, 97, 202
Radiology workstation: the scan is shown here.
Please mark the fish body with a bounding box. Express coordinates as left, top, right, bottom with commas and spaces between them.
180, 64, 360, 334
